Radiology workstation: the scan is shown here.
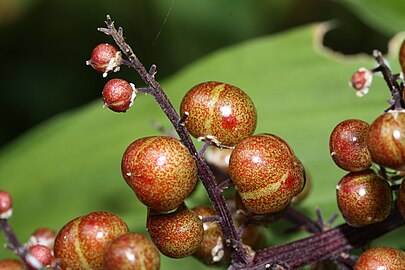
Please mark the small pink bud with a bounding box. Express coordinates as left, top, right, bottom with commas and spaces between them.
0, 190, 12, 219
27, 228, 56, 250
26, 245, 53, 269
102, 78, 136, 112
86, 43, 122, 77
350, 68, 373, 97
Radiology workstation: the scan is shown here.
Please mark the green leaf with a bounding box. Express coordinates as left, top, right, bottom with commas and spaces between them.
338, 0, 405, 36
0, 23, 404, 267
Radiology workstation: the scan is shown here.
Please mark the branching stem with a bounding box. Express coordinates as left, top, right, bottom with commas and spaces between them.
99, 16, 405, 269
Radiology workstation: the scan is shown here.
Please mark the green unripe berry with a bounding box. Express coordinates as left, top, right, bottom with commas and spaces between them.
180, 81, 257, 146
121, 136, 198, 212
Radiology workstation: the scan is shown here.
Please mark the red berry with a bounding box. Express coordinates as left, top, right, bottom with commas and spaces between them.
180, 81, 257, 146
0, 190, 12, 219
0, 259, 24, 270
399, 181, 405, 221
87, 43, 121, 76
27, 227, 56, 250
329, 119, 372, 172
350, 68, 373, 97
336, 169, 392, 227
191, 206, 230, 266
367, 111, 405, 171
103, 233, 160, 270
355, 246, 405, 270
53, 211, 129, 270
147, 204, 203, 258
26, 245, 53, 269
121, 136, 198, 212
102, 78, 136, 112
229, 134, 305, 214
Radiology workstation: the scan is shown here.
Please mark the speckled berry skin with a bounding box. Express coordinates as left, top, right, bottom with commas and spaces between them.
0, 259, 24, 270
0, 190, 12, 213
27, 244, 53, 268
103, 233, 160, 270
229, 133, 305, 214
53, 211, 129, 270
355, 246, 405, 270
102, 78, 135, 112
87, 43, 121, 74
367, 111, 405, 171
191, 206, 230, 266
336, 169, 392, 227
180, 81, 257, 146
329, 119, 372, 172
147, 204, 203, 258
121, 136, 198, 212
398, 181, 405, 221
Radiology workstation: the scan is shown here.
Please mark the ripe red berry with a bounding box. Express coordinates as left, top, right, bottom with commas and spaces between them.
329, 119, 372, 172
147, 204, 203, 258
191, 206, 230, 266
0, 259, 24, 270
399, 181, 405, 221
103, 233, 160, 270
367, 111, 405, 171
53, 211, 129, 270
102, 78, 136, 112
355, 246, 405, 270
336, 169, 392, 227
180, 81, 257, 146
86, 43, 121, 76
121, 136, 198, 212
26, 244, 53, 269
229, 134, 305, 214
0, 190, 12, 219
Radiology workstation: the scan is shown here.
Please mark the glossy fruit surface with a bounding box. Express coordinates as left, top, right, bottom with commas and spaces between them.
27, 244, 53, 269
191, 206, 229, 266
329, 119, 371, 172
122, 136, 197, 212
180, 81, 257, 146
102, 78, 135, 112
355, 246, 405, 270
367, 111, 405, 171
54, 211, 129, 270
398, 181, 405, 221
87, 43, 121, 75
104, 233, 160, 270
229, 133, 305, 214
336, 169, 392, 227
147, 204, 203, 258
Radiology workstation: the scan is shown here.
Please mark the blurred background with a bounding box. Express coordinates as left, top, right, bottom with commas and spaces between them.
0, 0, 398, 150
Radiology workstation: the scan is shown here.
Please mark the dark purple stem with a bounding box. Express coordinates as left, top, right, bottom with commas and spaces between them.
0, 219, 31, 269
372, 50, 404, 110
98, 16, 405, 269
100, 15, 250, 266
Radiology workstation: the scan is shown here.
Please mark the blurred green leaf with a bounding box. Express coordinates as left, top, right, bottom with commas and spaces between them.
339, 0, 405, 36
0, 23, 404, 268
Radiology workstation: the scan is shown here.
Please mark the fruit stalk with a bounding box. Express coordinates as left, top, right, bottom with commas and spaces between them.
98, 15, 251, 266
0, 219, 31, 269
